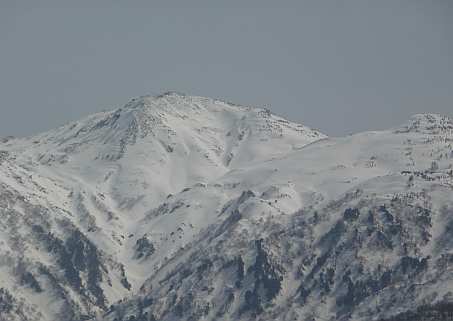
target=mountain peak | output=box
[10,93,325,176]
[1,95,453,321]
[410,113,450,122]
[396,113,453,135]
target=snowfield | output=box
[0,93,452,321]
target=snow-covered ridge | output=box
[395,113,453,135]
[6,92,324,163]
[0,94,452,321]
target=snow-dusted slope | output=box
[0,92,324,321]
[0,94,452,321]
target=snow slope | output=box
[0,92,324,320]
[0,93,452,321]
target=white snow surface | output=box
[0,93,452,321]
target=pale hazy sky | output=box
[1,0,452,136]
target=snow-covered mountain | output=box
[0,93,452,321]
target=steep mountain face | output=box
[0,92,324,321]
[0,94,452,321]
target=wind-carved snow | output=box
[0,93,452,321]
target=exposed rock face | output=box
[380,302,453,321]
[0,93,452,321]
[134,236,155,260]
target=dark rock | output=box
[343,208,360,221]
[135,236,155,259]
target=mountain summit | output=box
[0,94,452,321]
